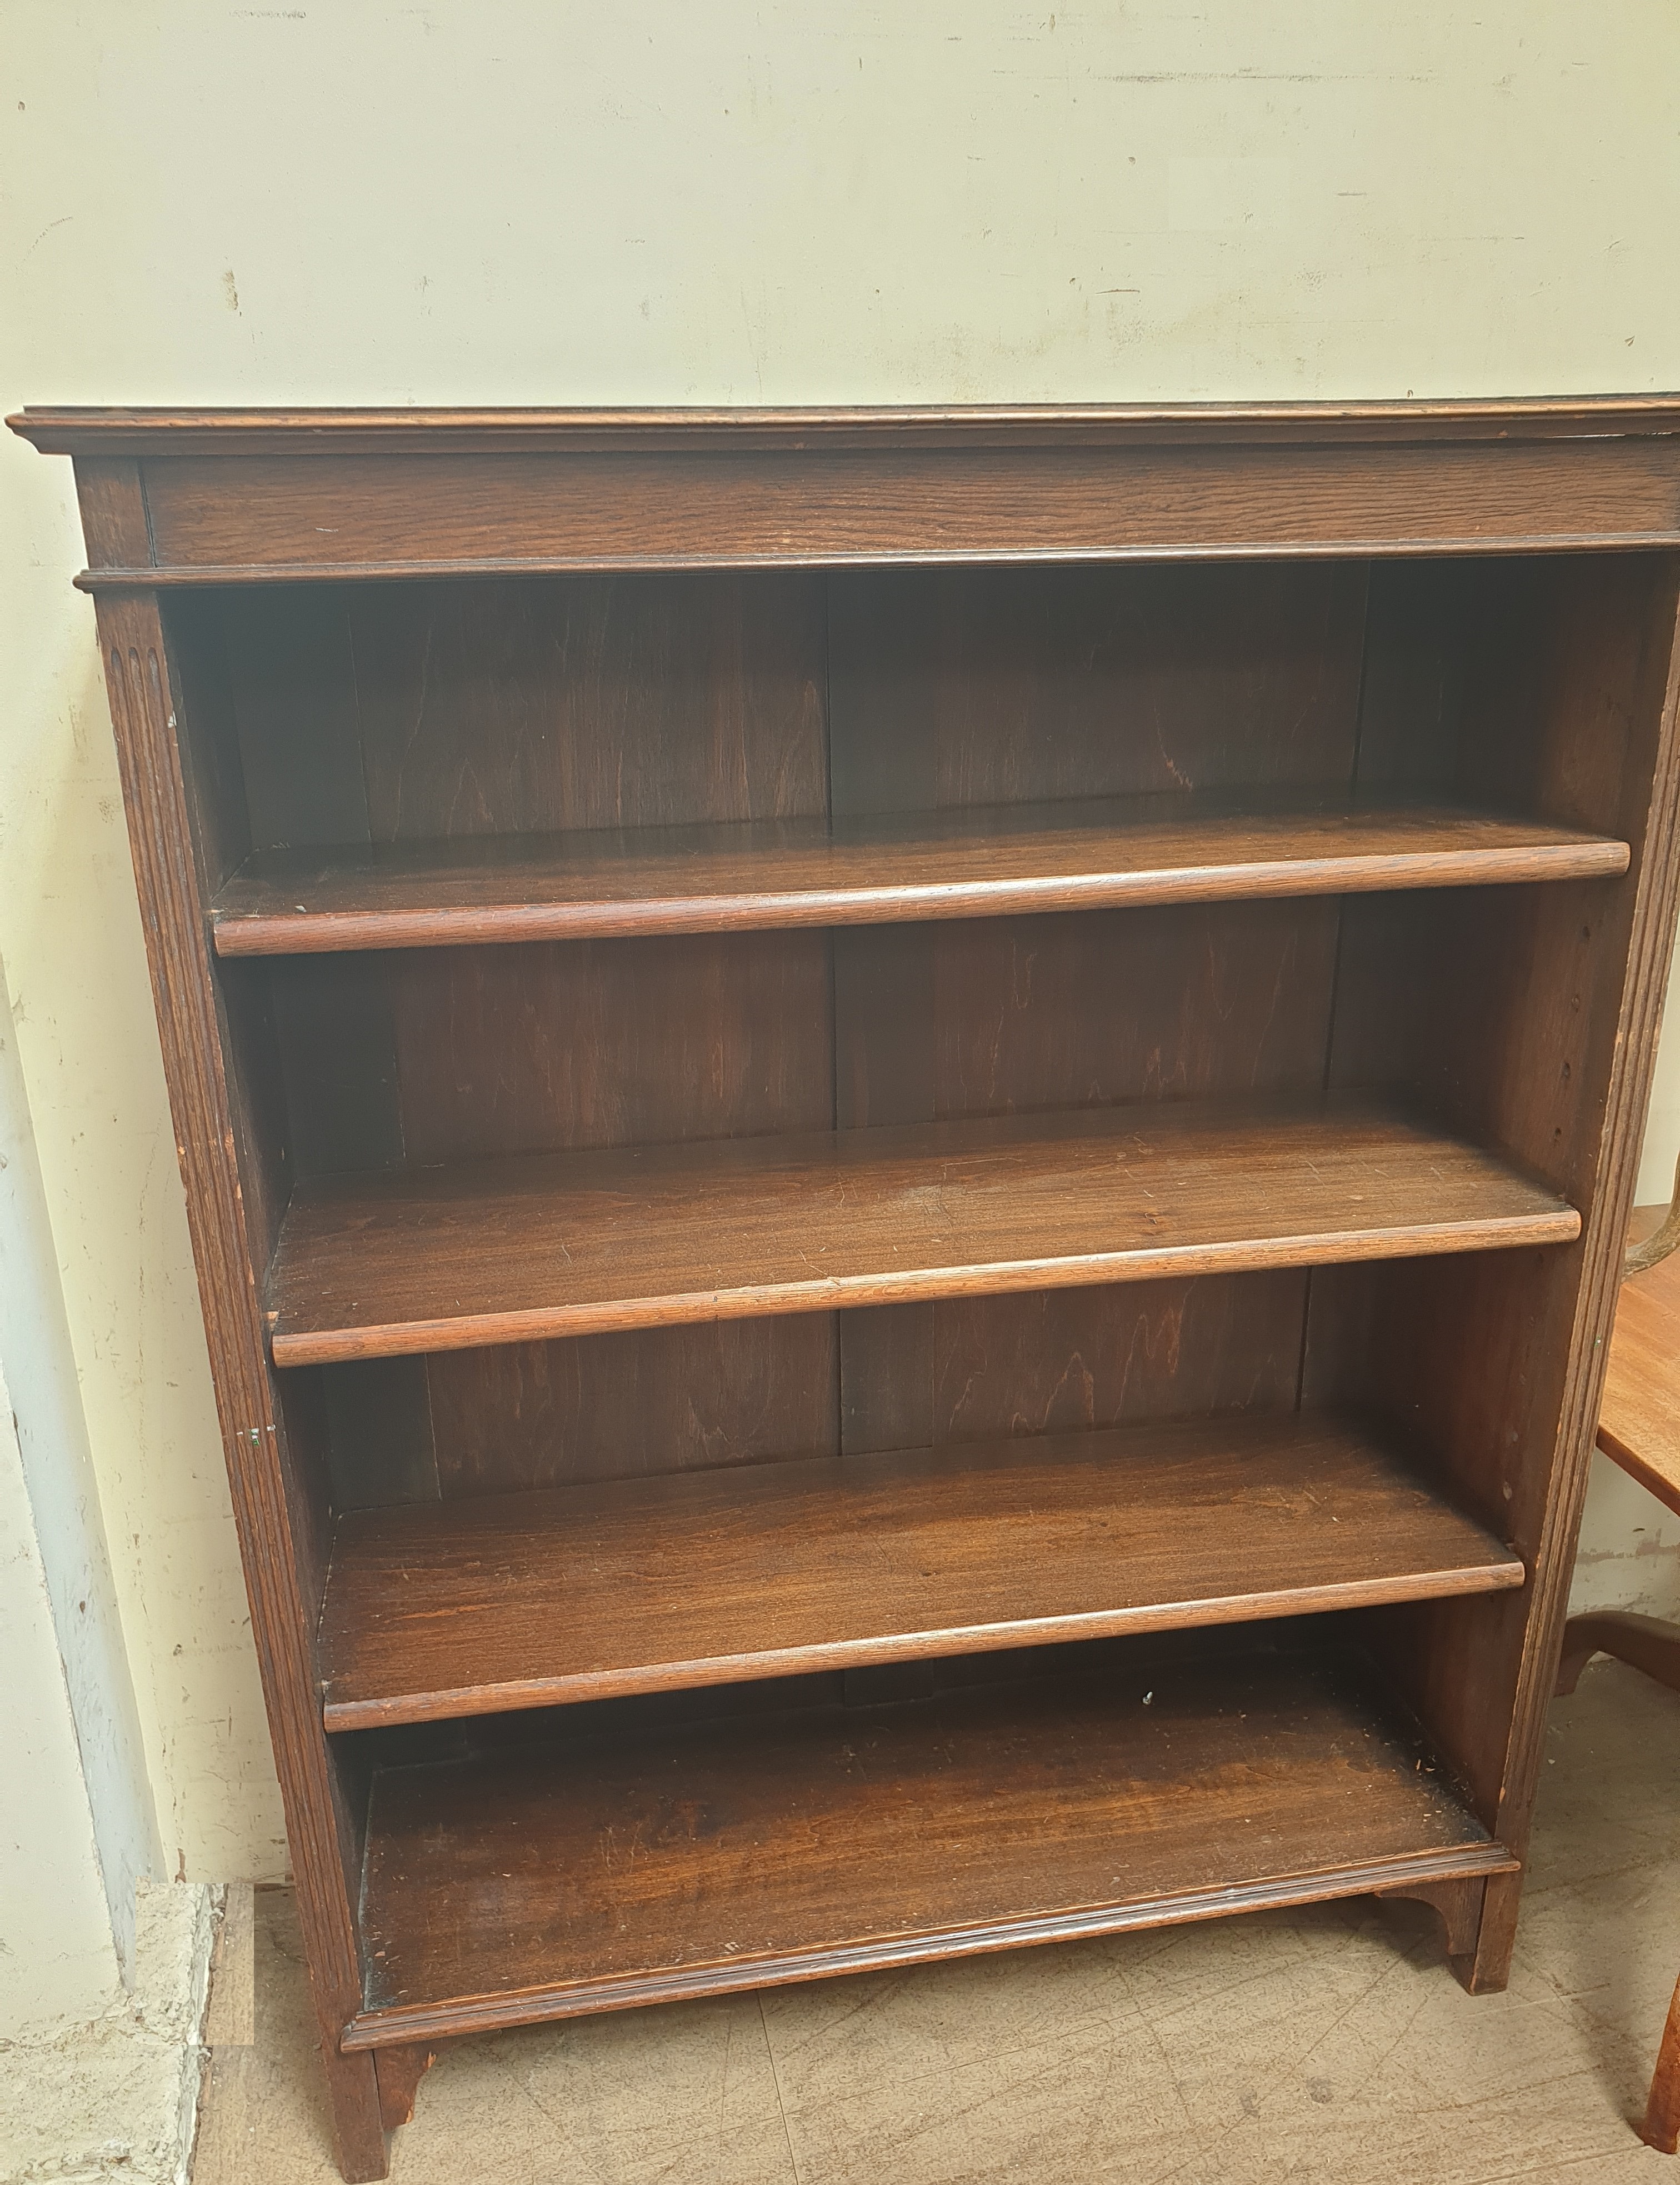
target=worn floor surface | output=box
[193,1659,1680,2184]
[0,1880,217,2185]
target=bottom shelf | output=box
[348,1637,1516,2046]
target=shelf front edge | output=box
[270,1209,1583,1367]
[320,1562,1526,1732]
[339,1841,1519,2049]
[211,832,1632,958]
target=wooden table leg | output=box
[1557,1610,1680,2152]
[1643,1974,1680,2153]
[1555,1612,1680,1698]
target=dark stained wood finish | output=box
[1374,1874,1489,1964]
[818,560,1367,1467]
[319,1412,1523,1730]
[210,799,1626,956]
[372,2044,437,2132]
[18,406,1680,2179]
[207,565,839,1533]
[178,572,828,862]
[345,572,828,841]
[835,1273,1311,1458]
[267,1098,1580,1367]
[348,1639,1517,2047]
[422,1317,840,1499]
[828,561,1371,811]
[830,899,1342,1132]
[259,924,837,1179]
[388,1271,1305,1507]
[74,542,386,2174]
[8,404,1680,586]
[386,930,833,1171]
[53,441,1680,582]
[1304,549,1680,1992]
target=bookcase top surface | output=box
[12,393,1680,457]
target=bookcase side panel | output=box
[1308,552,1680,1983]
[84,576,380,2157]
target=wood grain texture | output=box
[827,562,1371,812]
[28,440,1680,588]
[422,1317,841,1499]
[72,457,153,569]
[266,1097,1582,1367]
[318,1411,1523,1729]
[347,1639,1517,2046]
[352,1276,1304,1508]
[827,894,1343,1446]
[345,573,828,842]
[209,799,1626,956]
[229,568,839,1512]
[38,433,1680,585]
[195,572,828,859]
[384,929,834,1170]
[818,560,1367,1464]
[836,1271,1311,1457]
[1594,1248,1680,1514]
[831,899,1342,1132]
[279,925,841,1492]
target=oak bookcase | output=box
[13,401,1680,2179]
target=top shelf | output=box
[210,797,1629,956]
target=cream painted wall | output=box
[1639,997,1680,1207]
[0,952,160,1978]
[3,3,1679,1881]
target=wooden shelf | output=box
[210,797,1629,955]
[268,1096,1581,1366]
[319,1412,1524,1731]
[346,1638,1518,2046]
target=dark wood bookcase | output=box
[12,401,1680,2179]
